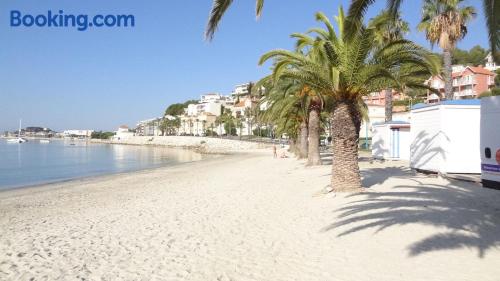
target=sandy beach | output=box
[1,149,500,281]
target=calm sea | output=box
[0,139,204,190]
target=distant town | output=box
[4,51,498,146]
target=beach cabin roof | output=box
[412,99,481,110]
[373,120,410,129]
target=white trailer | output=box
[480,96,500,189]
[410,100,481,174]
[372,122,411,160]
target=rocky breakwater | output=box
[92,136,272,154]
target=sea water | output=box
[0,139,204,190]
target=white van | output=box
[480,96,500,189]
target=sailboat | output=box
[7,119,27,143]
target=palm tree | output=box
[258,35,334,165]
[235,116,243,140]
[206,0,499,63]
[194,118,198,136]
[417,0,476,100]
[258,77,311,160]
[369,10,409,121]
[202,120,207,136]
[259,7,438,191]
[159,118,168,136]
[349,1,496,63]
[210,123,215,136]
[244,107,252,137]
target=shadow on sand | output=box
[323,166,500,258]
[361,164,417,188]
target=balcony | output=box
[454,89,475,98]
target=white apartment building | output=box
[232,83,251,97]
[187,102,222,117]
[186,93,228,117]
[113,125,135,140]
[485,52,500,72]
[136,117,162,136]
[63,130,94,138]
[179,113,218,136]
[200,93,223,103]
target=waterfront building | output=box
[113,125,135,140]
[135,118,162,136]
[179,113,217,136]
[63,130,94,138]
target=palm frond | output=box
[205,0,234,40]
[483,0,500,63]
[256,0,265,18]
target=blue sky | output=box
[0,0,489,131]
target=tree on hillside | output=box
[164,99,199,116]
[452,45,489,66]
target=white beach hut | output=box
[372,121,411,160]
[480,96,500,189]
[410,100,481,174]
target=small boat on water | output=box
[6,120,27,144]
[7,138,27,143]
[39,139,50,143]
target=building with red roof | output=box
[425,65,496,101]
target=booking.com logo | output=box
[10,10,135,31]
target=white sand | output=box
[1,151,500,280]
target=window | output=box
[485,148,492,159]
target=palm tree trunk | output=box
[384,88,393,122]
[289,139,294,151]
[298,119,308,159]
[331,101,363,192]
[443,49,454,100]
[307,109,322,166]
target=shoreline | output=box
[0,151,240,200]
[1,137,266,194]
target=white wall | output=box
[410,106,443,172]
[442,106,481,173]
[399,128,411,160]
[372,124,389,159]
[372,124,410,160]
[360,105,385,138]
[203,102,222,116]
[410,104,481,174]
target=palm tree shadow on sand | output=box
[322,170,500,258]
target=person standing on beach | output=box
[273,145,277,158]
